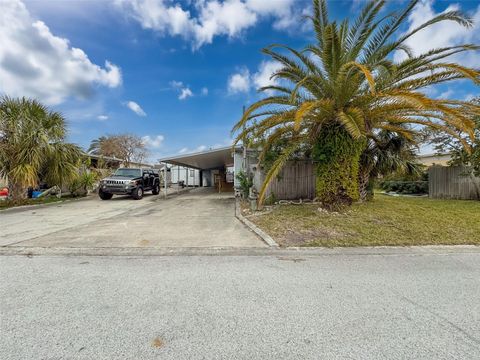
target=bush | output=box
[379,180,428,194]
[68,170,98,196]
[235,171,253,198]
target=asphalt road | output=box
[1,251,480,359]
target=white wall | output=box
[170,166,200,186]
[233,151,244,188]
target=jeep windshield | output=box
[112,168,142,178]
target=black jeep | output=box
[98,168,160,200]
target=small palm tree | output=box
[232,0,480,207]
[359,130,422,200]
[0,96,82,200]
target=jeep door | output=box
[148,170,155,188]
[141,170,150,188]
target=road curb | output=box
[235,198,279,247]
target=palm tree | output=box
[87,136,108,155]
[0,96,82,200]
[232,0,480,207]
[359,130,422,201]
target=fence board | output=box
[429,166,480,200]
[264,161,316,200]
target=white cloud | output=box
[201,87,209,96]
[170,80,194,100]
[97,115,109,121]
[252,60,283,89]
[142,135,164,148]
[0,0,121,105]
[169,80,184,88]
[228,60,281,94]
[178,144,210,154]
[125,101,147,116]
[394,0,480,67]
[179,87,193,100]
[437,89,454,99]
[116,0,297,49]
[228,68,251,94]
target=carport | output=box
[159,146,240,193]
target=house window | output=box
[190,170,194,176]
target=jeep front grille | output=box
[106,180,125,185]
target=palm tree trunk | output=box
[358,170,370,202]
[9,181,26,201]
[313,126,366,209]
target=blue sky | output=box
[1,0,479,162]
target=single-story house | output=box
[159,146,252,192]
[417,152,452,167]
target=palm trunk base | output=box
[358,171,373,202]
[313,127,366,210]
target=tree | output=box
[88,134,147,166]
[116,134,147,166]
[429,97,480,177]
[359,130,423,201]
[232,0,479,208]
[0,96,82,200]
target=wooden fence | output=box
[264,161,316,200]
[429,166,480,200]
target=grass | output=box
[246,194,480,247]
[0,195,78,210]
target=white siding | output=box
[170,166,200,186]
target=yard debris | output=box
[152,337,164,348]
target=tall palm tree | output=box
[0,96,82,200]
[232,0,480,207]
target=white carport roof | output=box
[158,146,239,170]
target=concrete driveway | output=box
[0,188,265,249]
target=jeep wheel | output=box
[132,186,144,200]
[99,189,113,200]
[152,183,160,195]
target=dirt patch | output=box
[152,337,164,348]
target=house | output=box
[85,153,152,169]
[170,166,201,187]
[417,153,452,167]
[159,146,244,192]
[158,145,313,201]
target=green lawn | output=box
[246,195,480,247]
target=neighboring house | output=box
[152,163,171,185]
[417,153,452,167]
[85,153,152,169]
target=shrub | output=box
[380,180,428,194]
[235,171,253,198]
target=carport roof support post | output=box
[163,162,167,198]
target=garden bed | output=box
[0,195,80,210]
[245,195,480,247]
